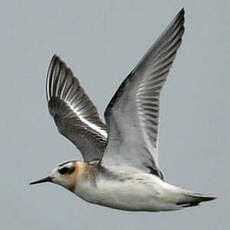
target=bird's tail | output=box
[176,191,216,208]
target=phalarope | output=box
[30,9,215,211]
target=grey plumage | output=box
[101,9,185,179]
[46,56,107,162]
[46,9,185,179]
[31,9,216,211]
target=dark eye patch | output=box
[58,167,69,174]
[58,164,75,175]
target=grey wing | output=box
[101,9,185,178]
[46,55,107,162]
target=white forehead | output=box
[59,161,74,168]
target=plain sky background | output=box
[1,0,229,229]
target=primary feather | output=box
[46,56,107,162]
[101,9,185,179]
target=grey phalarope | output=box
[30,9,215,212]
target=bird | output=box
[30,9,215,212]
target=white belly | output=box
[74,172,182,211]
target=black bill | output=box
[30,176,52,185]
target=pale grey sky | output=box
[1,0,229,229]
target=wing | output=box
[101,9,185,178]
[46,55,108,162]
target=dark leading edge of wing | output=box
[102,9,185,179]
[46,56,107,162]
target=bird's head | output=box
[30,161,81,192]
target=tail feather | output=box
[176,193,216,208]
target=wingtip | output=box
[175,8,185,22]
[174,8,185,35]
[179,8,185,15]
[50,54,59,66]
[46,54,61,101]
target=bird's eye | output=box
[58,167,68,174]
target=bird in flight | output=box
[30,9,215,212]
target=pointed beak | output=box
[30,176,53,185]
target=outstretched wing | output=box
[46,55,107,162]
[101,9,185,179]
